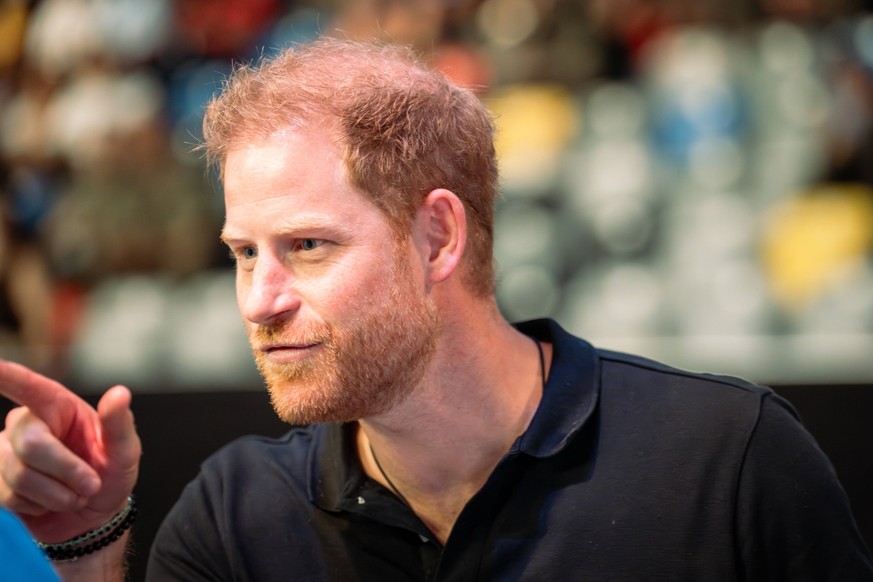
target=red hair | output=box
[202,39,497,296]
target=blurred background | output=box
[1,0,873,390]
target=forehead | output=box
[222,124,376,225]
[223,122,345,195]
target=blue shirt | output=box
[0,507,60,581]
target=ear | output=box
[414,188,467,287]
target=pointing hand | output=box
[0,361,141,543]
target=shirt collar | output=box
[513,318,599,457]
[308,318,600,509]
[307,421,354,510]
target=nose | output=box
[239,252,301,325]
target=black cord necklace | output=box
[369,442,412,507]
[369,338,546,508]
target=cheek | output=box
[311,273,376,315]
[313,260,398,319]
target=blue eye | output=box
[243,247,257,259]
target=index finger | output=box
[0,361,80,421]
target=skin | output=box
[223,123,441,426]
[0,120,551,579]
[0,366,139,580]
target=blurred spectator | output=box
[824,17,873,184]
[174,0,280,57]
[331,0,445,50]
[0,1,27,72]
[586,0,721,79]
[0,196,53,370]
[44,117,219,281]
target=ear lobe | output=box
[418,188,466,286]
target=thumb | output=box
[97,386,141,471]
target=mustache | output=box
[255,321,332,345]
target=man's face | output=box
[221,124,440,424]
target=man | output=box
[1,39,871,581]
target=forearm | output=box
[53,529,131,582]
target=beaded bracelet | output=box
[36,496,137,562]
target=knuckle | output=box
[2,463,75,512]
[13,424,49,459]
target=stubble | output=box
[252,253,440,425]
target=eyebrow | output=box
[220,218,351,244]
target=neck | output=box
[357,301,550,543]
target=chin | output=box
[264,376,394,426]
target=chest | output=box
[229,448,740,582]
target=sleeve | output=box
[735,392,873,581]
[0,508,61,582]
[145,462,234,582]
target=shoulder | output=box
[148,425,334,579]
[204,425,321,466]
[597,347,770,396]
[522,317,773,404]
[520,318,786,451]
[597,350,799,441]
[195,424,327,492]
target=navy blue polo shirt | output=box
[148,319,873,581]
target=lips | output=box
[254,323,330,362]
[260,343,317,352]
[258,343,321,364]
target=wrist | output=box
[37,497,137,562]
[52,529,130,582]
